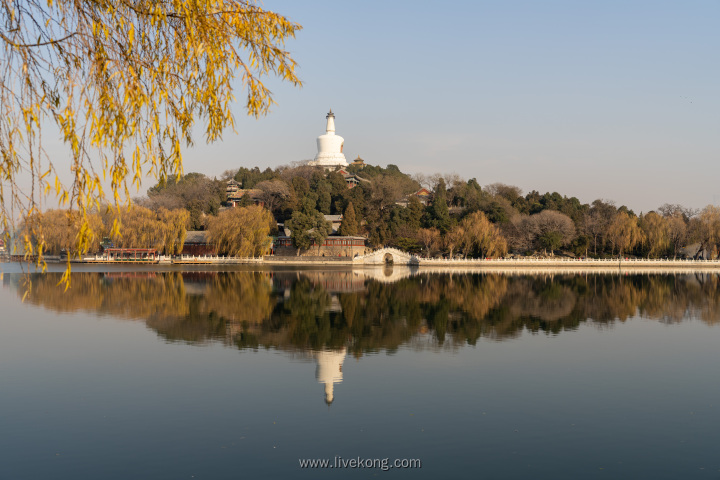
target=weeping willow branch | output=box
[0,0,302,286]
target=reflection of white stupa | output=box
[314,347,347,405]
[306,110,348,168]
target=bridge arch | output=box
[352,248,418,266]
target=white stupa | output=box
[314,347,347,405]
[307,110,348,168]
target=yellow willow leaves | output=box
[457,211,508,258]
[20,209,103,256]
[106,204,188,253]
[607,212,643,256]
[17,205,188,274]
[444,274,508,322]
[1,0,301,287]
[206,205,274,257]
[21,272,190,320]
[639,212,669,258]
[201,273,274,325]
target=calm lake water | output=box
[1,264,719,479]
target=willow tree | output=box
[638,211,669,258]
[1,0,301,275]
[444,225,465,258]
[206,205,273,257]
[459,211,507,258]
[107,204,187,253]
[607,211,643,257]
[22,208,103,256]
[157,207,190,255]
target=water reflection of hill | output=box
[7,270,720,354]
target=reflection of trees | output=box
[19,271,273,343]
[201,272,274,325]
[13,271,720,354]
[23,272,189,319]
[689,273,720,325]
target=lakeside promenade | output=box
[22,247,720,270]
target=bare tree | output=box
[666,215,688,259]
[658,203,697,220]
[417,228,441,257]
[443,173,465,191]
[135,195,183,211]
[370,175,410,212]
[221,169,239,181]
[582,210,605,255]
[278,164,317,184]
[256,180,291,213]
[688,206,720,259]
[531,210,576,255]
[581,199,617,255]
[485,183,523,202]
[410,173,430,190]
[503,214,539,253]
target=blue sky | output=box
[150,1,718,211]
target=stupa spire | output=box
[325,109,335,134]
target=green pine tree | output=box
[286,211,313,254]
[430,178,451,233]
[339,202,359,236]
[287,209,332,255]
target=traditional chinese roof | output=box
[184,231,210,244]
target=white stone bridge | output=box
[352,248,420,266]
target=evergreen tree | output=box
[286,211,313,254]
[308,212,333,254]
[286,207,332,255]
[299,193,319,215]
[463,178,484,213]
[339,202,359,236]
[429,178,451,233]
[317,191,332,214]
[407,196,425,229]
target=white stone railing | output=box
[417,257,720,266]
[175,255,263,263]
[75,252,720,268]
[80,254,263,263]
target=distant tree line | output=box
[208,164,720,259]
[18,162,720,259]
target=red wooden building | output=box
[104,248,158,262]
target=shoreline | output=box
[4,254,720,270]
